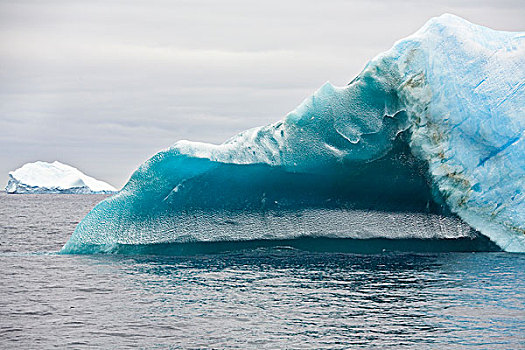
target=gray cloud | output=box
[1,0,524,187]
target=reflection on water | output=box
[3,250,523,349]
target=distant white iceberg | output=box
[6,161,117,194]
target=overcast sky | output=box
[1,0,523,188]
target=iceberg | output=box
[62,14,525,254]
[6,161,117,194]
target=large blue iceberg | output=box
[62,14,525,254]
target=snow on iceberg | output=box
[62,14,525,254]
[6,161,117,194]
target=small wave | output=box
[64,236,500,256]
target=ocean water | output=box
[0,193,524,349]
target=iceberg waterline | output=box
[62,14,525,254]
[6,161,117,194]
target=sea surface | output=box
[0,193,523,349]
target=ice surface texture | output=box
[6,161,117,194]
[63,14,524,253]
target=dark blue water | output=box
[0,193,523,349]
